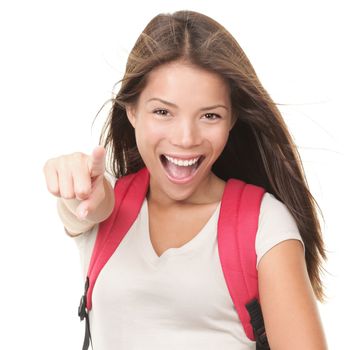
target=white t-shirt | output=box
[71,174,305,350]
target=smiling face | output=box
[125,60,236,206]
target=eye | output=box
[203,113,221,120]
[153,109,170,117]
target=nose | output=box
[170,118,201,148]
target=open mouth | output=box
[160,154,205,183]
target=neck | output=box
[147,171,226,209]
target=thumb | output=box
[87,145,106,178]
[75,175,105,220]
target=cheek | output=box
[207,127,230,154]
[147,122,168,139]
[134,118,166,154]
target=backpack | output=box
[78,166,270,350]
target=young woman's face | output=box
[126,60,235,205]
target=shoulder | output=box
[255,192,305,269]
[258,192,299,231]
[72,223,99,277]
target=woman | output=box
[43,10,328,349]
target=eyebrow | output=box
[146,97,229,111]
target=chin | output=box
[163,189,197,203]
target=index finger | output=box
[87,145,106,178]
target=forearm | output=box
[57,176,115,236]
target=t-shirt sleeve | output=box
[71,224,98,277]
[255,192,305,269]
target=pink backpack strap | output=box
[78,167,150,350]
[218,178,266,342]
[85,166,150,310]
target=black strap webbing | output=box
[78,277,93,350]
[245,298,270,350]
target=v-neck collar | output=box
[138,198,221,267]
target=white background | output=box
[1,0,349,348]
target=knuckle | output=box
[75,189,90,199]
[71,152,85,161]
[47,186,60,197]
[65,153,87,171]
[57,156,69,168]
[60,191,75,200]
[43,158,57,172]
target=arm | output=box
[57,175,115,237]
[257,239,328,349]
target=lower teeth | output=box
[161,156,201,180]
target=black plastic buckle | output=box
[78,294,87,320]
[78,277,90,321]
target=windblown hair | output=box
[97,10,328,302]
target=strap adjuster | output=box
[78,294,87,320]
[78,277,90,320]
[246,298,270,349]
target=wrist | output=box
[57,197,96,236]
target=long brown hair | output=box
[96,10,328,302]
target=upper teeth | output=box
[164,155,201,167]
